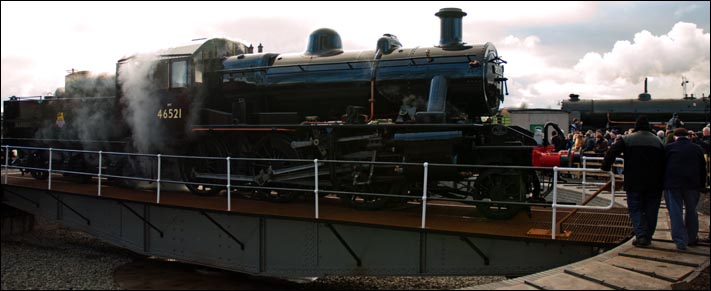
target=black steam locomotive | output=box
[3,8,555,219]
[562,79,710,132]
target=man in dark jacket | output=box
[601,116,665,247]
[663,127,707,250]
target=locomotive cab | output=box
[115,38,248,152]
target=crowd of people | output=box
[593,116,709,251]
[551,115,710,251]
[552,117,711,158]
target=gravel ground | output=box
[1,217,135,290]
[300,275,503,290]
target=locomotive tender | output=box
[3,8,557,219]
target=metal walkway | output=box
[466,198,711,290]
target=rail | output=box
[2,145,620,237]
[550,166,616,239]
[582,156,624,200]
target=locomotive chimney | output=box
[435,8,466,48]
[638,77,651,101]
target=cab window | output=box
[155,61,169,90]
[194,54,203,84]
[170,60,188,88]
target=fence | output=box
[2,145,618,239]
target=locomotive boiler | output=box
[3,8,553,219]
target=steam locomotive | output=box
[2,8,560,219]
[562,79,710,132]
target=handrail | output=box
[550,166,616,239]
[582,156,624,200]
[2,144,622,238]
[4,146,9,184]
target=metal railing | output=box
[550,166,616,239]
[1,145,621,236]
[582,156,624,200]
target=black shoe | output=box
[632,237,651,248]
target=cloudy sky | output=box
[2,1,709,111]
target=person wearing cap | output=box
[601,116,665,248]
[663,127,707,250]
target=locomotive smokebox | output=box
[435,8,467,49]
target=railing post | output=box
[551,166,558,240]
[227,157,231,211]
[314,159,319,219]
[421,162,429,229]
[48,148,53,190]
[582,156,587,200]
[156,154,161,204]
[610,169,616,201]
[4,146,9,185]
[98,151,103,196]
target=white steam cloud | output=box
[117,54,166,153]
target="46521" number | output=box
[157,108,183,119]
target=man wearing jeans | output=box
[663,127,707,250]
[602,116,665,247]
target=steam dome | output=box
[306,28,343,56]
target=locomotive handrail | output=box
[219,54,478,74]
[190,123,496,129]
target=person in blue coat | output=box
[663,127,707,250]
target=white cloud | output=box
[574,22,710,84]
[501,21,710,109]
